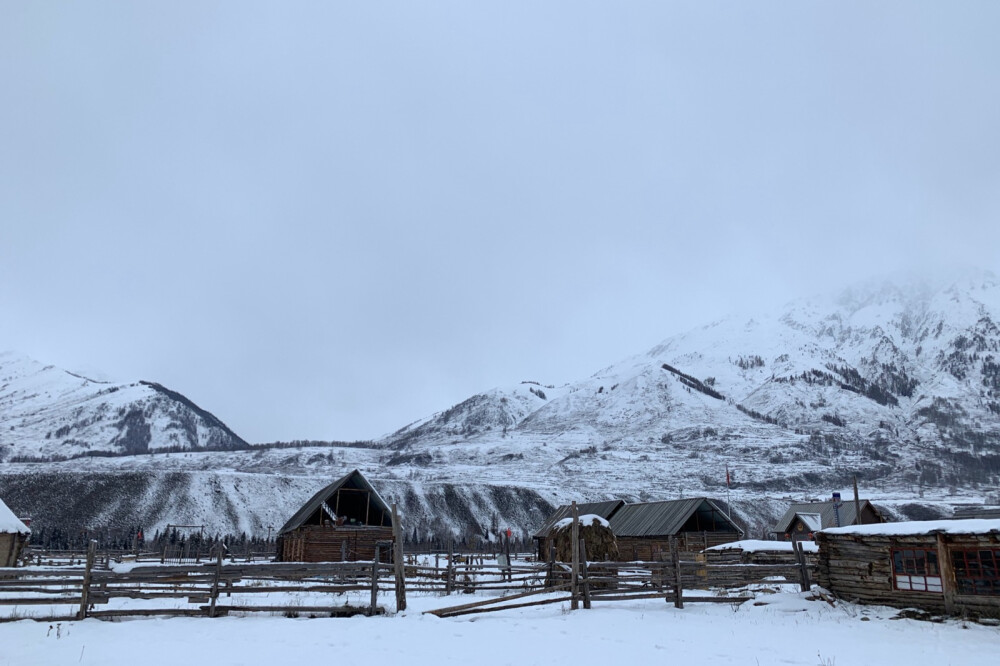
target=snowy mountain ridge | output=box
[2,271,1000,539]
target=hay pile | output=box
[551,514,619,562]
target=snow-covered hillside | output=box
[2,272,1000,539]
[0,352,248,460]
[380,271,1000,512]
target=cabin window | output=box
[891,549,942,593]
[951,548,1000,596]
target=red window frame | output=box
[891,548,942,593]
[951,548,1000,596]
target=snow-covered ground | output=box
[1,586,997,665]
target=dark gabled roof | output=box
[608,497,742,538]
[773,499,884,534]
[953,507,1000,520]
[532,500,625,539]
[278,469,390,536]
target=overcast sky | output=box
[2,2,999,442]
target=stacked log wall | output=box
[281,526,394,563]
[617,532,739,561]
[816,531,1000,618]
[0,533,27,568]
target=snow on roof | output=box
[706,539,818,553]
[553,514,610,530]
[0,498,30,534]
[822,518,1000,538]
[799,512,822,532]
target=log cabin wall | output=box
[0,533,18,567]
[281,525,394,563]
[617,532,739,561]
[816,531,1000,618]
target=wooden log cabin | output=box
[773,495,886,542]
[0,497,30,567]
[815,519,1000,619]
[533,497,742,562]
[608,497,742,560]
[276,469,395,563]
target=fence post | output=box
[547,545,556,588]
[369,544,381,615]
[78,540,97,620]
[504,534,512,582]
[392,503,407,612]
[579,537,591,609]
[208,545,224,617]
[446,541,454,595]
[571,501,580,610]
[795,541,811,592]
[671,538,684,609]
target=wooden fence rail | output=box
[1,549,817,622]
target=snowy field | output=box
[1,587,997,666]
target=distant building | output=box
[609,498,742,559]
[276,469,395,562]
[773,496,886,541]
[533,497,742,561]
[0,497,30,567]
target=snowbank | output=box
[821,518,1000,537]
[706,539,818,553]
[2,587,999,666]
[553,514,610,529]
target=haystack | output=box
[550,514,619,562]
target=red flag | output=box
[726,465,730,487]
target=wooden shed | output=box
[815,519,1000,618]
[773,497,886,541]
[0,497,30,567]
[532,500,624,560]
[608,497,742,560]
[276,469,395,563]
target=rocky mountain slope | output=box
[0,352,248,461]
[3,271,999,540]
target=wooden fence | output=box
[0,548,396,622]
[2,541,816,622]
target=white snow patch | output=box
[822,518,1000,537]
[706,539,818,553]
[554,514,610,530]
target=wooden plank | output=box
[425,583,573,617]
[206,605,379,616]
[436,595,573,618]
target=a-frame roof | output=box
[608,497,741,537]
[278,469,390,536]
[0,497,30,534]
[532,500,625,539]
[773,499,884,534]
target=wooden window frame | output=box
[891,548,942,593]
[950,547,1000,597]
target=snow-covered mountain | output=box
[0,351,248,460]
[3,271,1000,540]
[379,270,1000,515]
